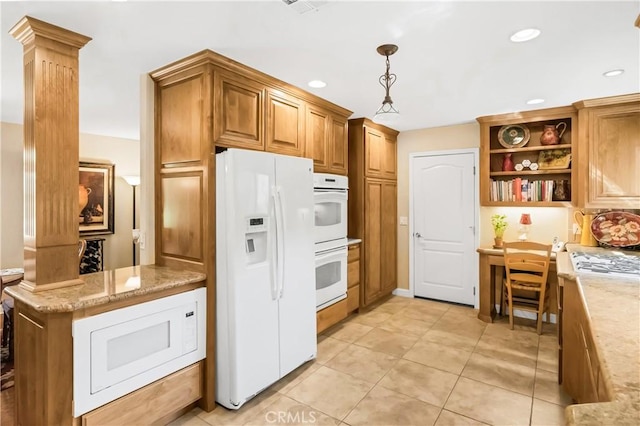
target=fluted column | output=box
[10,16,91,292]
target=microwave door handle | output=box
[276,187,286,299]
[270,189,278,301]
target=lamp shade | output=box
[519,213,532,225]
[123,175,141,186]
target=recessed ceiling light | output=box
[526,98,545,105]
[308,80,327,88]
[510,28,541,43]
[603,69,624,77]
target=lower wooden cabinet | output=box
[347,243,361,314]
[363,179,397,306]
[316,298,347,334]
[560,277,610,403]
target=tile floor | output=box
[170,296,571,426]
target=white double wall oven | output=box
[313,173,349,311]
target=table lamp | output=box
[518,213,532,241]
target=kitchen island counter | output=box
[557,245,640,425]
[4,265,206,313]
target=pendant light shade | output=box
[373,44,400,124]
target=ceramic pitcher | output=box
[79,185,91,215]
[540,122,567,145]
[574,211,598,246]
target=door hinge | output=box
[473,166,476,175]
[473,287,476,296]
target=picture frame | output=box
[79,161,115,235]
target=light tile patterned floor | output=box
[171,296,571,426]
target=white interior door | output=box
[412,151,476,306]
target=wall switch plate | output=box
[399,216,408,226]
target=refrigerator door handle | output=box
[270,190,279,301]
[275,186,286,299]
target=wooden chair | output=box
[79,239,87,265]
[501,241,552,334]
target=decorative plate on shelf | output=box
[498,124,530,148]
[590,211,640,247]
[538,149,571,170]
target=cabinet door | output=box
[363,179,397,306]
[381,181,397,293]
[266,89,305,156]
[213,71,264,150]
[329,115,348,175]
[306,105,330,172]
[584,103,640,208]
[364,127,385,178]
[382,135,397,179]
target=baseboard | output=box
[495,304,557,324]
[392,288,413,298]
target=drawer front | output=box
[82,362,202,426]
[347,244,360,262]
[316,299,347,334]
[347,260,360,288]
[346,286,359,313]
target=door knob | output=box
[415,232,422,238]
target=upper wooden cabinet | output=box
[266,88,305,157]
[573,93,640,209]
[213,71,264,150]
[349,118,399,180]
[477,106,578,206]
[305,104,349,175]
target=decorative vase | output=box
[493,236,504,249]
[502,153,515,171]
[540,122,567,146]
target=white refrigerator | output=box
[215,148,317,410]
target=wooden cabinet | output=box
[477,106,577,206]
[347,243,361,313]
[573,93,640,209]
[266,88,305,156]
[560,277,610,404]
[348,118,399,308]
[306,104,349,175]
[213,70,264,150]
[364,126,397,179]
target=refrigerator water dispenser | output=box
[245,216,268,264]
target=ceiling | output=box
[1,1,639,141]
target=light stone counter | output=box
[347,237,362,245]
[4,265,206,313]
[557,244,640,425]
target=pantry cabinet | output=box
[348,118,399,308]
[573,93,640,209]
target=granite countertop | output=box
[4,265,206,313]
[347,237,362,245]
[557,244,640,425]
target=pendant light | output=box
[373,44,400,124]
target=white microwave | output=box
[72,288,206,416]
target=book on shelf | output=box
[490,178,560,202]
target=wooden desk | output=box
[477,247,558,323]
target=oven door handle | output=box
[315,247,347,263]
[313,191,348,204]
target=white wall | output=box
[0,121,140,270]
[396,122,570,291]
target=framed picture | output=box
[79,161,115,235]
